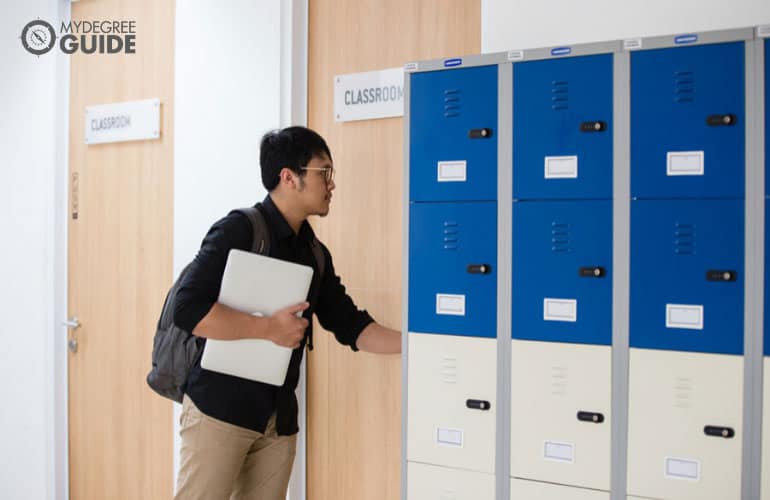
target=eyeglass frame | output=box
[300,166,335,183]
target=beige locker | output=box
[627,348,743,500]
[510,478,610,500]
[407,462,495,500]
[510,340,611,491]
[407,333,497,473]
[763,358,770,500]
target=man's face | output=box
[297,153,335,217]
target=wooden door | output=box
[66,1,174,498]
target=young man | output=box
[173,126,401,500]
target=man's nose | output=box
[327,179,336,191]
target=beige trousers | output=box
[174,395,297,500]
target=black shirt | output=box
[174,195,374,435]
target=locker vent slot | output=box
[674,222,696,255]
[440,356,458,384]
[674,70,695,103]
[673,376,694,409]
[551,365,568,396]
[443,221,459,250]
[551,80,569,110]
[551,222,572,253]
[443,89,461,118]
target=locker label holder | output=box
[544,441,575,463]
[666,304,704,330]
[667,151,704,176]
[437,427,464,448]
[437,160,467,183]
[544,155,578,179]
[664,457,700,481]
[436,294,466,316]
[544,298,577,322]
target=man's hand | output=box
[267,302,310,349]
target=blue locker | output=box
[630,199,744,355]
[513,54,614,200]
[631,42,745,199]
[409,202,497,338]
[511,200,612,345]
[410,66,498,203]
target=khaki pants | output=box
[174,396,297,500]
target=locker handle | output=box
[704,426,735,438]
[577,411,604,423]
[580,121,607,132]
[468,128,493,139]
[706,114,737,126]
[466,399,491,411]
[467,264,492,274]
[579,266,606,278]
[705,270,737,282]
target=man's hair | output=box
[259,126,332,191]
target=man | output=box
[173,126,401,499]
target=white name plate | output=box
[85,98,161,145]
[334,67,404,122]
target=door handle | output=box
[467,264,492,274]
[579,266,606,278]
[468,128,493,139]
[62,316,80,329]
[706,114,737,126]
[580,121,606,132]
[706,270,737,282]
[704,425,735,438]
[577,411,605,423]
[466,399,491,410]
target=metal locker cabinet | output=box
[511,340,611,491]
[410,65,498,203]
[513,54,613,200]
[763,358,770,500]
[409,201,497,339]
[407,333,497,473]
[407,462,495,500]
[627,349,743,500]
[630,42,745,199]
[510,478,610,500]
[630,198,744,355]
[512,200,612,346]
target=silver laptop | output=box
[200,249,314,385]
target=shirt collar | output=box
[262,194,314,243]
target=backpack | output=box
[146,205,325,403]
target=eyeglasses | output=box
[301,166,335,184]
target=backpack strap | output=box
[234,205,270,255]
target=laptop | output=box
[200,249,314,386]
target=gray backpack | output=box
[146,206,324,403]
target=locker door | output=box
[631,42,745,199]
[627,349,743,500]
[763,359,770,500]
[410,65,498,202]
[511,340,611,491]
[766,38,769,197]
[511,478,610,500]
[630,199,744,355]
[513,54,613,200]
[409,202,497,338]
[407,333,497,473]
[512,200,612,345]
[408,462,495,500]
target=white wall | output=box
[173,1,307,497]
[0,1,69,499]
[482,0,770,53]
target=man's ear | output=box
[279,167,297,189]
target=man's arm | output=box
[355,322,402,354]
[193,302,310,349]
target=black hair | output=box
[259,126,332,191]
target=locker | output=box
[409,201,497,338]
[511,478,610,500]
[407,333,496,473]
[630,198,744,355]
[513,54,613,200]
[410,65,498,202]
[512,200,612,345]
[627,349,743,500]
[631,42,745,199]
[763,359,770,500]
[408,462,495,500]
[766,38,769,196]
[511,340,611,491]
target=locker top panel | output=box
[404,52,508,74]
[621,27,754,52]
[507,40,621,63]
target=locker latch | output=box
[577,411,605,423]
[706,114,737,126]
[705,270,737,282]
[466,399,491,411]
[579,266,605,278]
[467,264,492,274]
[704,426,735,438]
[580,121,606,132]
[468,128,493,139]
